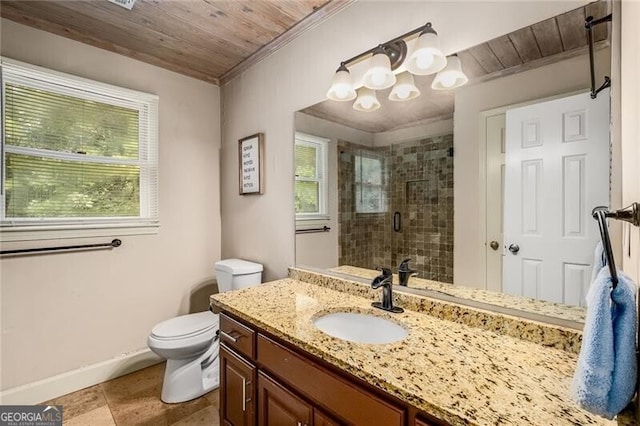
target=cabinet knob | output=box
[489,241,499,250]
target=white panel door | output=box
[503,89,610,305]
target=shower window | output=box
[355,154,386,213]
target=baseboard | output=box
[0,348,162,405]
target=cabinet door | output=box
[220,345,256,426]
[257,371,312,426]
[313,410,342,426]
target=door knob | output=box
[508,244,520,254]
[489,241,499,250]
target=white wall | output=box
[220,1,588,281]
[0,19,221,392]
[620,1,640,281]
[373,118,454,147]
[453,48,611,289]
[294,113,372,268]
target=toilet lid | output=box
[151,311,219,340]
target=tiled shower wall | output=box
[338,134,454,283]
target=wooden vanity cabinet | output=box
[220,345,256,426]
[219,311,445,426]
[257,371,312,426]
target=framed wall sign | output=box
[238,133,264,195]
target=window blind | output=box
[1,58,159,233]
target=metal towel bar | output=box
[592,203,640,288]
[0,238,122,256]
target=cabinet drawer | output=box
[257,334,405,426]
[220,313,256,360]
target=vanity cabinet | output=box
[220,345,256,426]
[219,311,445,426]
[257,371,312,425]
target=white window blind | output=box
[295,132,329,222]
[1,58,159,241]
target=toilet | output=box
[147,258,263,403]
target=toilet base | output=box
[161,340,219,403]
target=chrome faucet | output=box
[398,258,417,286]
[371,268,404,313]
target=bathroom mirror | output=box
[294,1,612,326]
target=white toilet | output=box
[147,258,263,403]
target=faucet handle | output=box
[372,267,393,288]
[376,267,393,278]
[398,258,412,272]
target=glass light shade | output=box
[353,87,381,112]
[405,31,447,75]
[388,72,420,101]
[362,51,396,90]
[431,56,468,90]
[326,67,356,101]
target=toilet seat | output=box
[151,311,219,341]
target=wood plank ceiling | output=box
[301,1,610,133]
[0,0,353,85]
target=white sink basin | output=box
[313,312,408,344]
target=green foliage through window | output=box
[294,134,328,219]
[1,60,158,231]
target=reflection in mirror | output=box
[294,1,612,325]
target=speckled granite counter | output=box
[330,265,587,323]
[211,278,627,426]
[292,267,584,354]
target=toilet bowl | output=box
[147,259,263,403]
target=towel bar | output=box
[592,203,640,288]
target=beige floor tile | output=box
[105,382,210,426]
[101,363,165,403]
[42,363,219,426]
[204,388,219,410]
[169,405,219,426]
[42,385,107,420]
[64,405,115,426]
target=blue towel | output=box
[571,243,638,419]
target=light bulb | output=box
[416,53,434,70]
[396,86,411,100]
[335,86,348,99]
[371,71,386,87]
[361,98,374,109]
[440,72,457,88]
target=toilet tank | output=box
[214,259,263,293]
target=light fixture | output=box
[327,22,467,112]
[405,23,447,75]
[326,63,357,101]
[353,87,381,112]
[362,46,396,90]
[431,55,469,90]
[388,72,420,101]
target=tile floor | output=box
[42,363,219,426]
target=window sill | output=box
[0,223,159,243]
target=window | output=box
[294,132,329,222]
[355,154,386,213]
[1,58,159,241]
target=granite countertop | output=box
[330,265,587,323]
[211,278,619,426]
